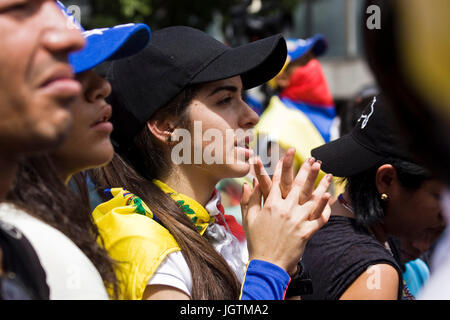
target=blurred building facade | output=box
[63,0,374,101]
[289,0,375,100]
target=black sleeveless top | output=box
[302,216,404,300]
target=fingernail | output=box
[317,160,322,165]
[308,157,315,165]
[327,174,333,182]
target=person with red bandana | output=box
[252,35,340,194]
[270,36,336,143]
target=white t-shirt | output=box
[148,229,248,298]
[0,203,109,300]
[148,251,192,296]
[147,192,248,298]
[419,189,450,299]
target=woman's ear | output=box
[375,164,398,196]
[146,117,175,144]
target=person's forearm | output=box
[239,259,291,300]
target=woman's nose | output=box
[239,101,259,129]
[86,72,112,102]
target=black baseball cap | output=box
[105,26,287,152]
[311,94,417,177]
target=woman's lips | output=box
[235,146,254,160]
[91,104,113,133]
[92,121,113,133]
[234,134,254,160]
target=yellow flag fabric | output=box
[93,188,180,300]
[153,179,214,235]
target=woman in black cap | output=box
[88,26,332,300]
[300,94,445,300]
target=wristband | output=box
[285,260,313,297]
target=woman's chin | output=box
[221,162,251,179]
[82,146,114,172]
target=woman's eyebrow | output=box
[207,85,239,97]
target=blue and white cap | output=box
[57,1,151,74]
[286,34,327,61]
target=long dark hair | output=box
[346,157,432,227]
[89,85,241,300]
[6,155,119,298]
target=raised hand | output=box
[241,155,332,275]
[254,148,324,204]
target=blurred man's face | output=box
[0,0,85,155]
